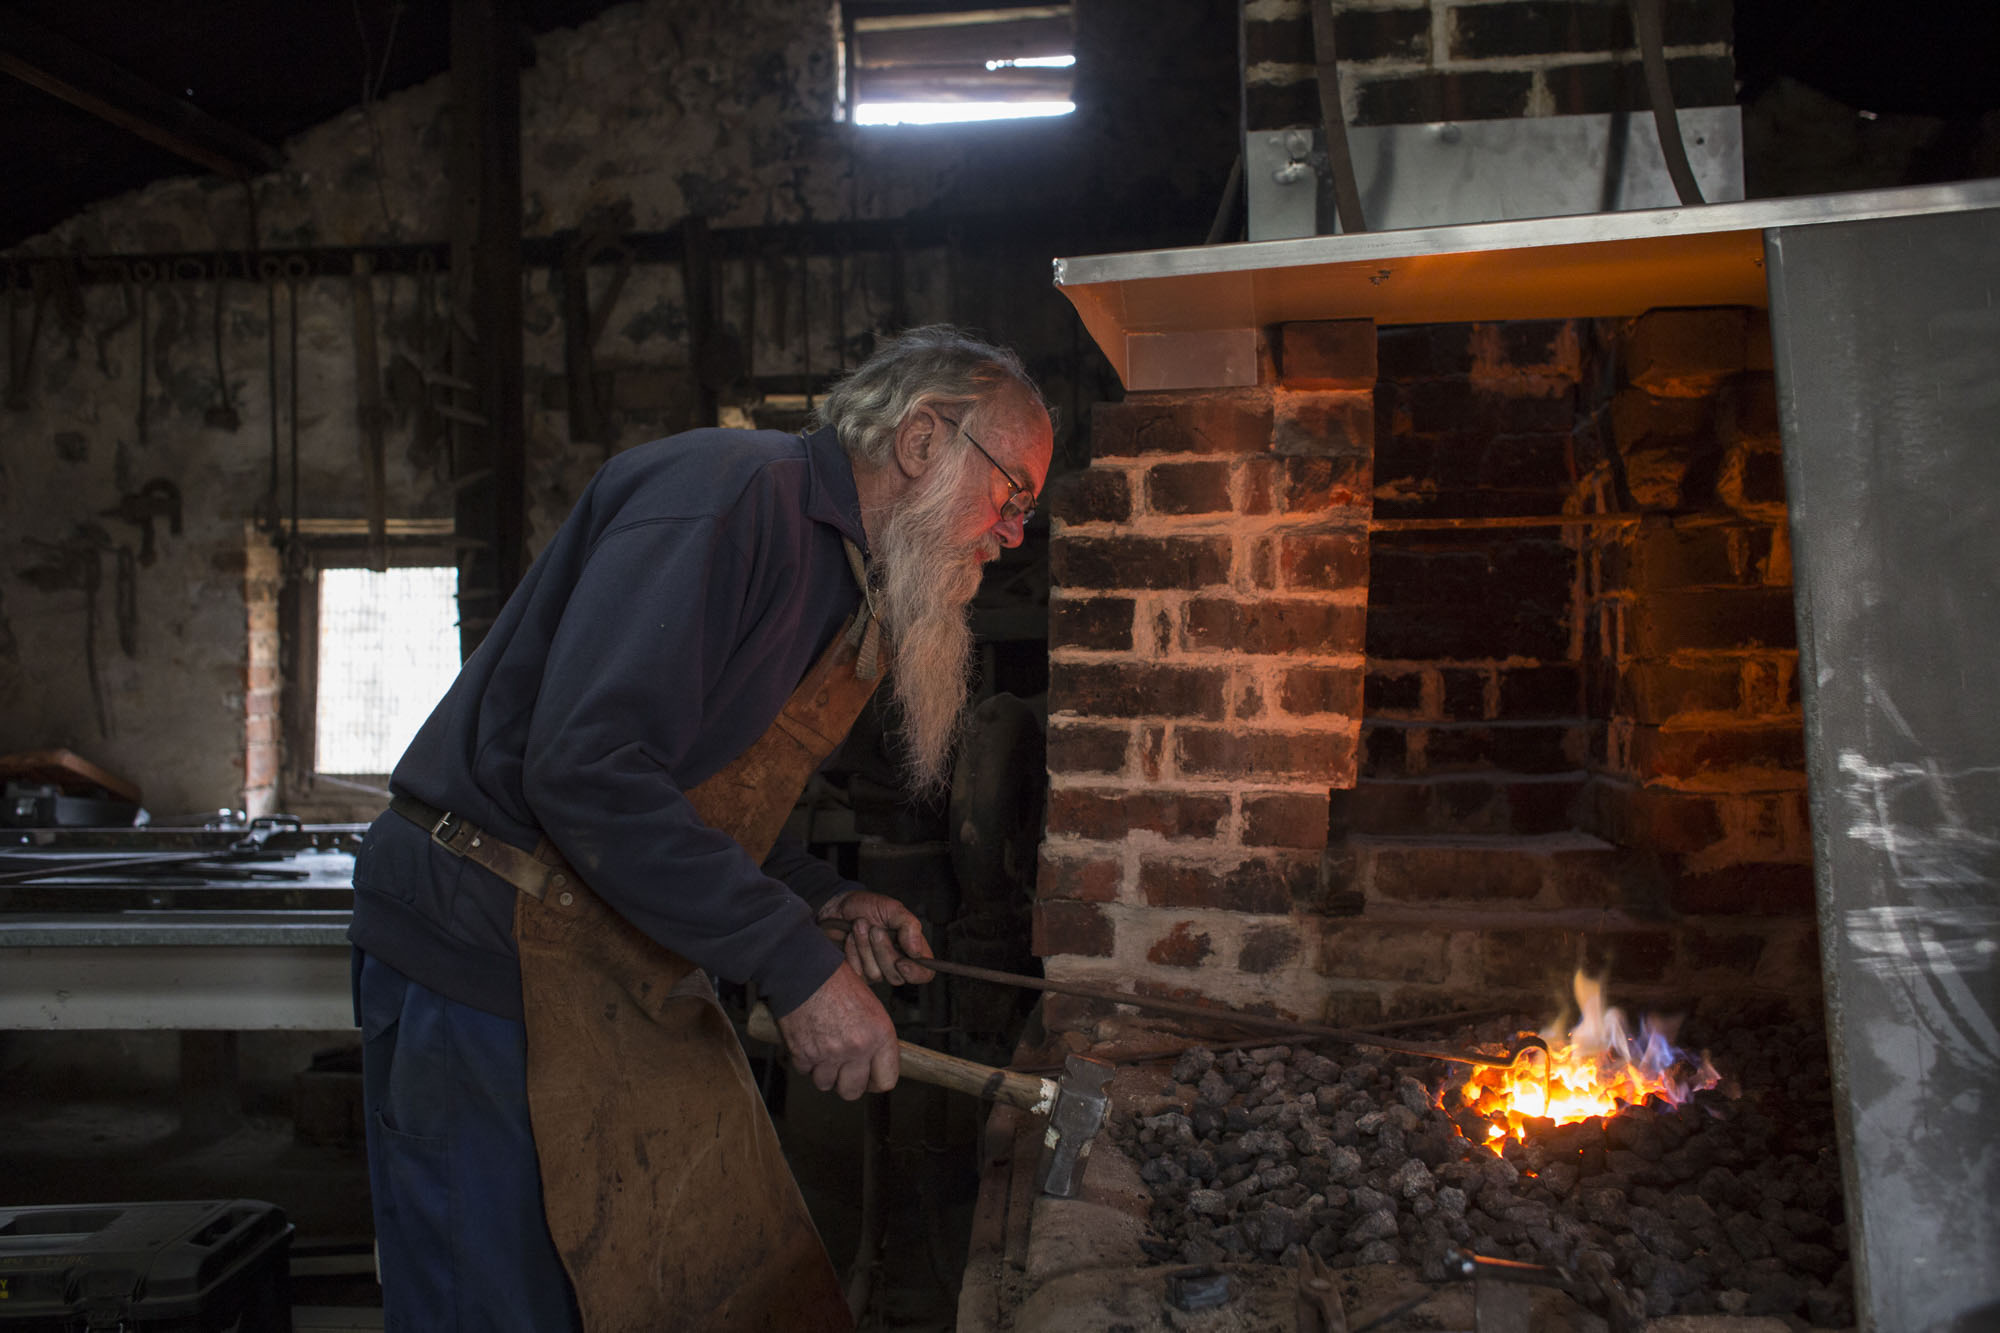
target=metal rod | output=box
[1370,513,1641,532]
[919,952,1542,1070]
[1309,0,1367,234]
[287,267,300,546]
[1009,1005,1520,1074]
[0,852,242,885]
[263,266,280,530]
[4,215,1184,287]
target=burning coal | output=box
[1460,971,1722,1141]
[1119,1006,1848,1326]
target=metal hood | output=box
[1052,178,2000,390]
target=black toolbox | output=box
[0,1200,293,1331]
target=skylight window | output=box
[845,4,1075,127]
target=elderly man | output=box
[348,325,1053,1332]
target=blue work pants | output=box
[356,950,583,1333]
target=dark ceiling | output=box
[2,0,1996,255]
[1733,0,2000,118]
[0,0,622,252]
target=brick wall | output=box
[243,530,281,818]
[1038,321,1375,1022]
[1349,320,1589,838]
[1244,0,1734,131]
[1315,313,1816,1023]
[1576,307,1811,916]
[1039,310,1818,1032]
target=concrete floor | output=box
[0,1033,977,1331]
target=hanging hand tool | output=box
[284,256,307,552]
[745,1003,1114,1198]
[113,546,137,657]
[349,254,389,570]
[559,203,634,445]
[163,259,201,391]
[133,261,156,447]
[796,225,813,408]
[4,261,46,411]
[100,478,181,568]
[90,261,136,377]
[43,256,85,360]
[258,256,283,532]
[204,252,241,431]
[19,525,113,737]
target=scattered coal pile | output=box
[1117,1016,1850,1329]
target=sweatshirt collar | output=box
[803,425,869,556]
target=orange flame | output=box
[1460,971,1719,1140]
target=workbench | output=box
[0,826,361,1031]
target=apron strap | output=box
[841,537,883,683]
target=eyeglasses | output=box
[936,412,1036,525]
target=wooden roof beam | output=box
[0,7,283,180]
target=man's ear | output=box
[891,404,942,480]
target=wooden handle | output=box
[745,1004,1056,1114]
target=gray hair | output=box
[818,325,1046,465]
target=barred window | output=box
[312,565,460,776]
[843,4,1075,126]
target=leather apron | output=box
[510,603,885,1333]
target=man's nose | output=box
[993,512,1027,548]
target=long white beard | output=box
[874,456,990,798]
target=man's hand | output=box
[775,964,900,1100]
[817,890,936,985]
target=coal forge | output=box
[1114,1012,1849,1329]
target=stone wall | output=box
[1038,322,1374,1020]
[0,0,1238,817]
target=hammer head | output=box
[1035,1053,1115,1198]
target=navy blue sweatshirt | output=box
[348,426,867,1021]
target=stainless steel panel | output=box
[1768,205,2000,1333]
[0,912,354,1029]
[1245,127,1323,242]
[1245,109,1744,242]
[1059,179,2000,290]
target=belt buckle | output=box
[429,810,463,846]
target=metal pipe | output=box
[906,950,1546,1071]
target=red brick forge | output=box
[1036,311,1819,1039]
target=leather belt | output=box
[388,793,573,903]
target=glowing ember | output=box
[1461,970,1720,1140]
